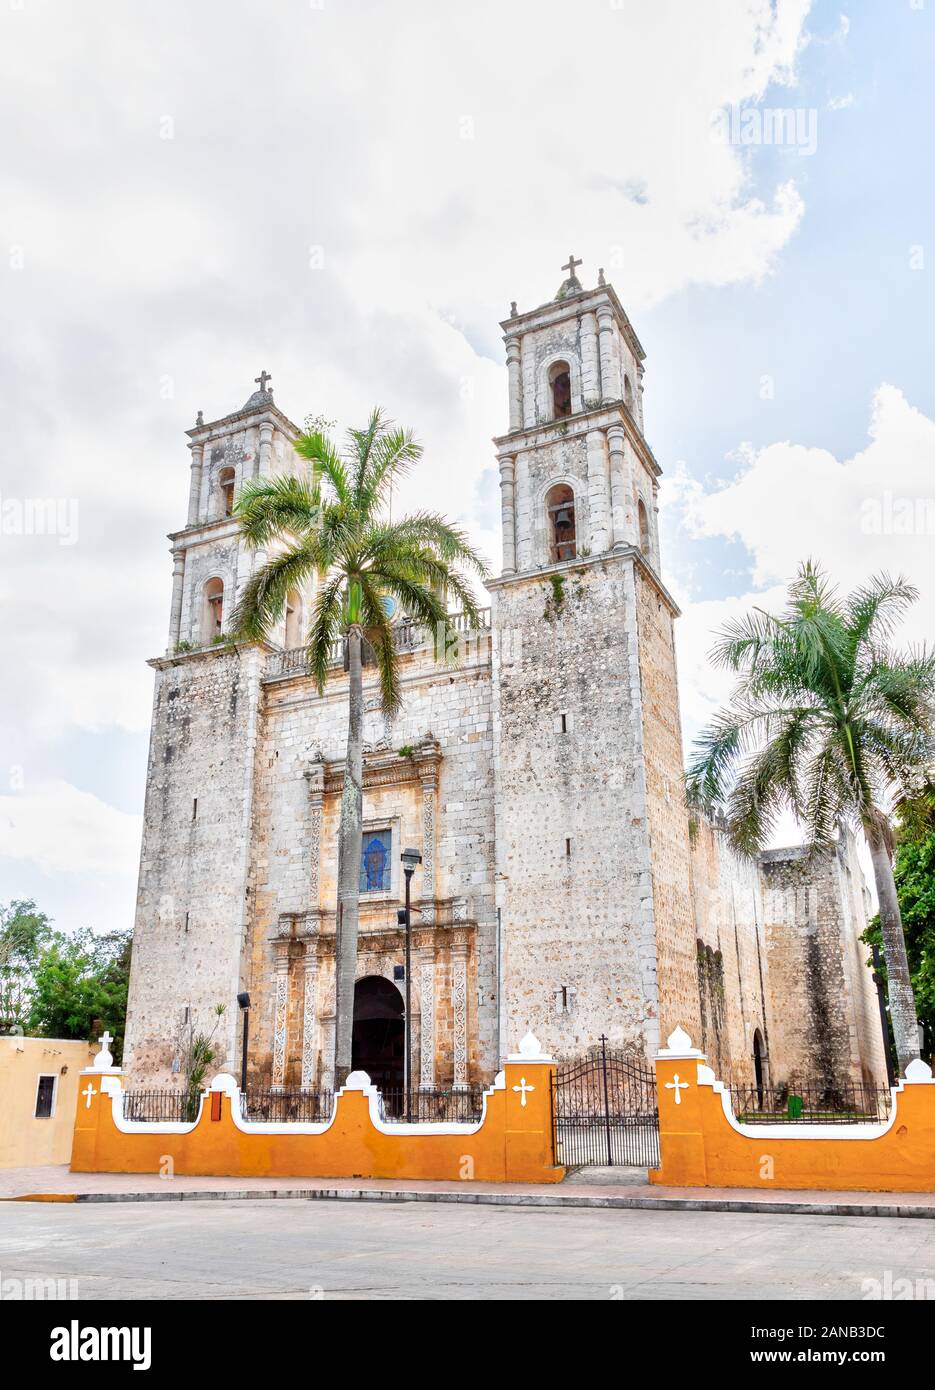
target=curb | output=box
[8,1187,935,1219]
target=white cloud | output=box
[0,782,142,876]
[0,0,815,747]
[667,385,935,749]
[0,0,820,914]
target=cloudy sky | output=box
[1,0,933,935]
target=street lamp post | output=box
[237,992,251,1093]
[400,847,422,1124]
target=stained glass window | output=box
[360,829,392,893]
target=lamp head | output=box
[237,992,251,1010]
[400,847,422,876]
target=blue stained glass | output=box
[360,830,391,892]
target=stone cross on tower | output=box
[254,369,272,393]
[562,253,582,281]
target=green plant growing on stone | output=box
[231,409,488,1088]
[543,573,567,622]
[397,745,415,760]
[174,639,195,654]
[686,561,935,1075]
[176,1003,226,1122]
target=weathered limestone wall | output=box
[688,819,772,1085]
[835,829,889,1085]
[491,555,659,1059]
[123,647,266,1083]
[633,564,699,1055]
[759,839,888,1089]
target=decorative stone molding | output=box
[324,737,441,794]
[300,937,320,1089]
[451,945,469,1088]
[270,931,292,1089]
[419,954,436,1088]
[304,758,325,911]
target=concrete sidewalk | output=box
[2,1164,935,1219]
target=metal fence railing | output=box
[377,1087,486,1124]
[122,1089,194,1123]
[240,1088,335,1123]
[729,1083,892,1125]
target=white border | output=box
[95,1070,508,1140]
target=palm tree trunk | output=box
[863,810,920,1076]
[333,625,364,1089]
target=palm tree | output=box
[232,409,489,1088]
[686,561,935,1075]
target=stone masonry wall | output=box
[491,554,659,1059]
[759,841,888,1089]
[633,564,700,1055]
[123,646,265,1083]
[688,818,772,1086]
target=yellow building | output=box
[0,1036,95,1168]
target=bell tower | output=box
[165,372,303,655]
[489,259,701,1060]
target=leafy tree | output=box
[686,563,935,1074]
[233,408,488,1086]
[0,900,52,1030]
[27,928,132,1059]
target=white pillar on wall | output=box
[521,335,536,429]
[167,549,185,648]
[580,310,601,408]
[514,451,533,572]
[585,428,610,554]
[597,306,622,403]
[505,335,523,431]
[257,420,274,477]
[498,454,516,575]
[607,425,635,550]
[186,442,204,525]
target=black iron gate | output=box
[551,1034,660,1168]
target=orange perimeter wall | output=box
[71,1062,564,1185]
[653,1044,935,1193]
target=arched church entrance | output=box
[352,975,405,1096]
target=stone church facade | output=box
[123,263,888,1095]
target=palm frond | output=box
[233,475,321,548]
[366,512,490,581]
[294,429,351,506]
[358,425,423,511]
[307,572,346,694]
[359,574,402,718]
[230,543,318,643]
[846,572,918,646]
[346,408,385,500]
